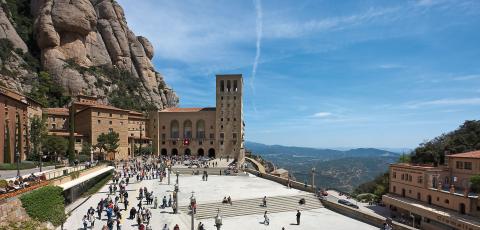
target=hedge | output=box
[19,185,66,226]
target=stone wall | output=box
[0,197,30,226]
[321,199,414,230]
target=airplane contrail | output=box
[251,0,262,112]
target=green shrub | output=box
[0,180,7,188]
[471,175,480,193]
[20,186,66,226]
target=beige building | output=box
[383,151,480,230]
[45,95,151,161]
[150,74,245,163]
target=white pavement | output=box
[62,173,376,230]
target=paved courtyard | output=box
[62,173,376,230]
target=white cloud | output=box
[264,7,399,39]
[407,98,480,108]
[377,64,405,69]
[453,74,480,81]
[312,112,333,118]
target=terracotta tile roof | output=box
[161,107,216,112]
[45,108,69,116]
[448,150,480,159]
[74,102,130,112]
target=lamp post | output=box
[311,167,316,190]
[16,151,20,177]
[214,208,222,230]
[190,191,196,230]
[168,167,171,185]
[90,147,94,163]
[176,170,179,185]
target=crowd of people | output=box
[82,156,187,230]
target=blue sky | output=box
[117,0,480,149]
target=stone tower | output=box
[215,74,245,163]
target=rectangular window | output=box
[52,124,56,129]
[162,134,166,140]
[98,120,101,124]
[109,113,112,117]
[464,162,472,170]
[456,161,463,169]
[234,80,238,91]
[52,117,56,122]
[97,112,101,116]
[120,121,123,126]
[233,133,237,139]
[109,128,113,132]
[220,133,224,139]
[417,176,423,184]
[109,120,113,125]
[220,80,224,92]
[210,133,214,139]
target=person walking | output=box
[263,211,270,225]
[173,224,180,230]
[296,210,301,225]
[154,197,158,209]
[262,196,267,207]
[82,215,89,230]
[162,224,169,230]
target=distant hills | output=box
[245,141,401,192]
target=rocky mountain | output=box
[0,0,178,110]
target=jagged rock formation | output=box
[0,0,178,110]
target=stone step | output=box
[179,194,323,219]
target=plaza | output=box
[62,172,376,230]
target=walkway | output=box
[245,157,266,173]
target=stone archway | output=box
[172,148,178,155]
[197,148,205,157]
[184,148,191,156]
[208,148,215,158]
[161,148,167,156]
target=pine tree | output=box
[4,119,11,163]
[67,106,75,163]
[15,112,22,164]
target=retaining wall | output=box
[0,196,30,226]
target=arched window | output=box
[184,120,192,138]
[196,120,205,139]
[227,80,231,92]
[171,120,179,138]
[220,80,225,92]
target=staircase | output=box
[169,167,230,175]
[179,193,323,219]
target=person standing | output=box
[173,224,180,230]
[296,210,301,225]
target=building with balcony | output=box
[383,151,480,230]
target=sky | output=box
[117,0,480,149]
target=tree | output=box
[42,136,68,162]
[29,115,47,159]
[67,106,75,163]
[96,131,120,159]
[27,71,71,107]
[80,142,92,156]
[4,119,11,163]
[14,112,21,163]
[470,175,480,193]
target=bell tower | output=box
[215,74,244,163]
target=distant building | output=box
[150,74,245,163]
[383,150,480,230]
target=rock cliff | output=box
[0,0,178,110]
